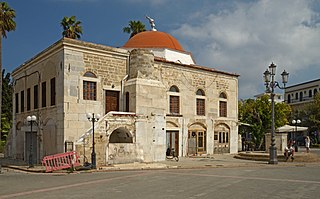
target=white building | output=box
[284,78,320,112]
[6,29,239,166]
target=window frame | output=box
[83,80,97,101]
[50,77,56,106]
[34,85,39,109]
[196,89,205,116]
[20,90,25,113]
[82,71,98,101]
[219,92,228,117]
[168,86,181,115]
[42,81,47,108]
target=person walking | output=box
[305,136,310,153]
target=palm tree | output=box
[60,16,82,39]
[0,2,16,140]
[123,20,146,38]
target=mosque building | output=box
[6,19,239,166]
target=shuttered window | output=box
[196,89,205,116]
[83,81,97,100]
[219,101,227,117]
[50,78,56,106]
[42,81,46,107]
[34,85,38,109]
[196,99,205,115]
[170,95,180,114]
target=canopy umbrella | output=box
[276,124,308,133]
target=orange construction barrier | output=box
[42,151,80,172]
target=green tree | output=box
[123,20,146,38]
[303,93,320,135]
[1,69,12,152]
[239,95,291,150]
[0,1,16,143]
[61,16,82,39]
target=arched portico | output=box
[214,123,230,153]
[187,122,207,155]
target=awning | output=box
[276,124,308,133]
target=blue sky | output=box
[3,0,320,99]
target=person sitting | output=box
[284,142,295,161]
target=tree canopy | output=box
[0,2,16,38]
[239,95,291,150]
[0,1,16,147]
[303,93,320,134]
[123,20,146,38]
[61,16,82,39]
[1,69,12,151]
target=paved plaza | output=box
[1,164,320,199]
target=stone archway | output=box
[107,127,142,164]
[109,127,133,143]
[188,123,207,156]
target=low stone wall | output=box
[235,151,320,162]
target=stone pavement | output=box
[1,150,319,174]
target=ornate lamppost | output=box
[26,115,38,168]
[263,63,289,164]
[86,113,101,169]
[292,119,301,151]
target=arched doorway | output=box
[214,124,230,153]
[188,123,207,155]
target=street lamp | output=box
[263,63,289,164]
[26,115,37,168]
[86,113,101,169]
[292,119,301,150]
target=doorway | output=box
[188,130,206,155]
[214,124,230,153]
[106,90,119,114]
[166,131,179,156]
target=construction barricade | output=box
[42,151,80,172]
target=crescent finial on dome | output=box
[146,15,157,31]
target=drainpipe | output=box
[121,74,129,111]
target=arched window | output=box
[219,92,227,117]
[295,93,298,100]
[287,94,291,103]
[314,89,318,96]
[309,90,312,98]
[300,92,303,101]
[169,85,179,92]
[83,71,97,100]
[84,71,97,78]
[196,89,205,96]
[169,86,180,114]
[196,89,205,116]
[219,92,227,99]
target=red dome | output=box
[123,31,185,52]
